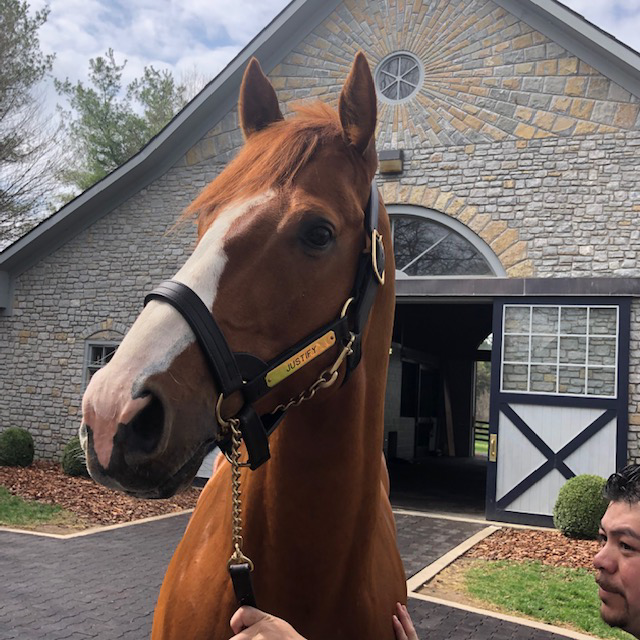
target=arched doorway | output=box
[384,205,504,515]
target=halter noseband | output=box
[144,178,385,471]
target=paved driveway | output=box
[0,513,574,640]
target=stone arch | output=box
[82,320,128,342]
[379,183,533,277]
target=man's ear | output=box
[338,51,377,154]
[238,58,283,139]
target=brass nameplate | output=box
[265,331,336,388]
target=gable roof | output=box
[2,0,640,309]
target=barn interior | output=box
[385,301,493,517]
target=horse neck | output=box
[267,362,384,493]
[243,276,395,549]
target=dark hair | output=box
[604,465,640,503]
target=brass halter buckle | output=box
[215,392,232,433]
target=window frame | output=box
[387,204,506,278]
[500,304,619,399]
[83,341,120,389]
[375,51,424,105]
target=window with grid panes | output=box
[501,305,618,398]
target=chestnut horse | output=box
[80,52,406,639]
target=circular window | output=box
[375,52,423,104]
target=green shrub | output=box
[553,474,608,539]
[61,436,89,477]
[0,428,34,467]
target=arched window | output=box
[387,205,506,278]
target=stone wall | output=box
[0,168,203,458]
[378,133,640,279]
[267,0,640,148]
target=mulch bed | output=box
[466,527,599,570]
[0,462,601,571]
[0,461,200,527]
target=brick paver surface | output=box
[0,515,188,640]
[408,598,571,640]
[1,513,572,639]
[395,513,486,578]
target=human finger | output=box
[230,606,268,633]
[393,614,409,640]
[396,602,418,640]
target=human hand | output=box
[393,602,418,640]
[230,606,306,639]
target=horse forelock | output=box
[185,101,357,233]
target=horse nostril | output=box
[125,393,165,454]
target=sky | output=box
[26,0,640,108]
[30,0,292,100]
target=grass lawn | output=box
[465,560,632,640]
[0,485,78,528]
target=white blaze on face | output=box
[125,192,273,384]
[84,192,273,435]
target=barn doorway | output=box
[385,301,493,516]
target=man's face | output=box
[594,500,640,638]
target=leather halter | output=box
[144,179,385,470]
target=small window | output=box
[84,342,118,387]
[501,305,618,398]
[375,52,423,104]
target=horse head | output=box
[80,53,385,499]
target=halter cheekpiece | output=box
[144,178,385,608]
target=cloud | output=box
[31,0,289,91]
[31,0,640,125]
[35,0,640,94]
[559,0,640,52]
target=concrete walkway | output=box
[0,511,586,640]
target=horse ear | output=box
[238,58,283,138]
[339,52,377,154]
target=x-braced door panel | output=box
[486,299,630,527]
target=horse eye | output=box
[303,225,333,249]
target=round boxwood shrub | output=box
[0,427,34,467]
[61,436,89,477]
[553,474,608,539]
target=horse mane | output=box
[186,102,345,227]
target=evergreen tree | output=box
[55,49,189,193]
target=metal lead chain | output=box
[227,418,254,571]
[270,333,356,415]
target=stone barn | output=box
[2,0,640,525]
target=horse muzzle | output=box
[80,365,219,498]
[80,419,216,499]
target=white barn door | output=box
[486,299,630,527]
